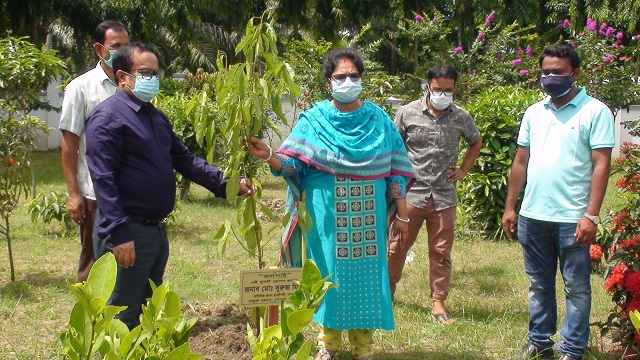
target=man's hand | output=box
[67,193,85,224]
[447,165,467,182]
[239,178,256,196]
[113,241,136,268]
[575,216,597,246]
[501,210,518,239]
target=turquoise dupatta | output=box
[277,100,415,267]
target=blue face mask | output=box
[331,77,362,103]
[98,44,117,69]
[126,76,160,102]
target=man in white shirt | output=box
[59,20,129,282]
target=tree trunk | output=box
[4,216,15,282]
[180,180,191,200]
[390,37,398,76]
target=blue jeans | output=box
[517,216,591,358]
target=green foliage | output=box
[155,80,220,199]
[458,86,541,237]
[283,38,333,110]
[247,260,337,360]
[26,190,75,236]
[0,116,48,281]
[0,35,64,281]
[0,35,68,114]
[565,24,640,117]
[60,253,201,360]
[201,12,301,269]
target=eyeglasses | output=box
[428,86,454,97]
[126,68,165,80]
[330,72,361,83]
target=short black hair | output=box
[323,48,365,79]
[113,42,157,85]
[539,44,581,70]
[94,20,127,45]
[427,65,458,84]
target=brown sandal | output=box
[432,312,454,325]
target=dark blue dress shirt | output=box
[86,90,228,246]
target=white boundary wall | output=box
[614,106,640,157]
[30,81,640,158]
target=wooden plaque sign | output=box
[239,268,302,307]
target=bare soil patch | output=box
[188,302,253,360]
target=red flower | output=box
[615,157,629,165]
[625,271,640,297]
[606,264,629,292]
[590,244,603,261]
[8,158,15,167]
[626,297,640,318]
[619,235,640,250]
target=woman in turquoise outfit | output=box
[250,48,415,360]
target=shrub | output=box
[60,253,200,360]
[26,190,75,236]
[247,259,337,359]
[595,141,640,354]
[0,35,66,281]
[457,85,541,237]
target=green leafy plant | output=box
[26,190,75,236]
[155,87,219,200]
[457,85,541,237]
[0,35,66,281]
[60,252,201,360]
[247,259,337,360]
[0,117,48,281]
[196,11,301,270]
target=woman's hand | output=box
[391,217,409,242]
[250,137,270,160]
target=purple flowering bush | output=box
[563,20,640,116]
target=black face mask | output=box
[539,73,574,98]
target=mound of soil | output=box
[188,302,253,360]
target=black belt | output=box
[126,213,168,227]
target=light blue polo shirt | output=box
[517,87,615,223]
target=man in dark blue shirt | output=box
[86,42,252,328]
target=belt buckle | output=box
[157,217,168,227]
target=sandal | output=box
[432,311,454,325]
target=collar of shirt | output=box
[92,62,116,88]
[544,86,587,111]
[114,89,155,113]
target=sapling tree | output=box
[0,35,66,281]
[196,11,302,270]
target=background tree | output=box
[0,36,67,281]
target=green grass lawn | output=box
[0,150,626,359]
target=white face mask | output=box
[429,92,453,110]
[331,77,362,103]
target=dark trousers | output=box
[94,211,170,329]
[78,198,98,282]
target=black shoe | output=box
[558,354,581,360]
[508,343,555,359]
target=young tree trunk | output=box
[4,216,15,281]
[180,180,191,200]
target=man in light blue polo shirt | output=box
[502,44,614,360]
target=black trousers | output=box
[94,211,170,329]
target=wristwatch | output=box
[583,213,600,225]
